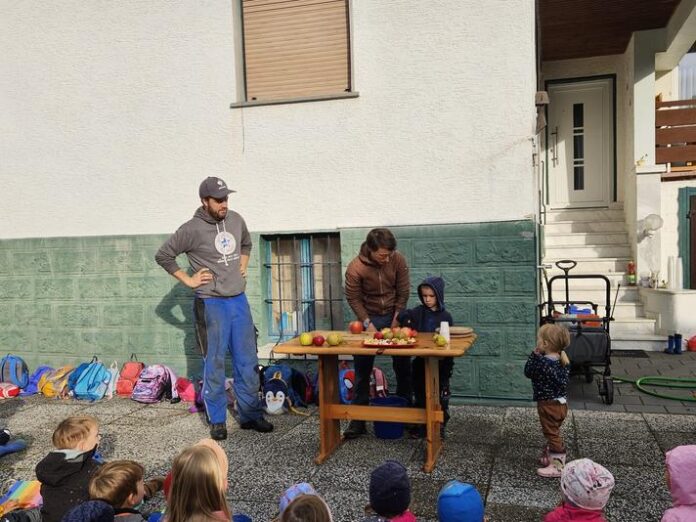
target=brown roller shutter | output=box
[242,0,351,101]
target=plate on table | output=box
[362,339,418,348]
[436,326,474,337]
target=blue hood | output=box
[418,276,445,310]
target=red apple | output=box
[411,330,418,337]
[313,335,325,346]
[400,327,412,338]
[374,331,384,340]
[349,321,364,334]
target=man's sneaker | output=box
[210,423,227,441]
[240,418,274,433]
[343,420,367,439]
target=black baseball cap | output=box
[199,177,236,199]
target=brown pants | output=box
[537,400,568,453]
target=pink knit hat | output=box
[561,459,615,510]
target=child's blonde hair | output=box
[52,415,99,449]
[89,460,144,508]
[281,494,332,522]
[538,324,571,366]
[166,445,230,522]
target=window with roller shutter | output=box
[241,0,352,102]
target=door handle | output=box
[550,126,559,166]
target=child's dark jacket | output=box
[35,446,101,522]
[524,352,570,401]
[398,276,452,332]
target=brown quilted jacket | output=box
[344,243,410,322]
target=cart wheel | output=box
[604,378,614,405]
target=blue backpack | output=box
[261,364,310,415]
[73,357,112,401]
[68,361,92,392]
[20,365,54,396]
[0,354,29,389]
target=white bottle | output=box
[439,321,450,342]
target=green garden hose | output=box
[612,376,696,402]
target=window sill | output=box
[230,91,359,109]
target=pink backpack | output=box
[176,377,196,402]
[369,366,388,399]
[131,364,179,404]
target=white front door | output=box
[547,78,614,208]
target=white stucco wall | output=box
[0,0,537,240]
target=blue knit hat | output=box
[369,461,411,518]
[437,480,484,522]
[62,500,115,522]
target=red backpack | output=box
[116,354,145,397]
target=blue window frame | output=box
[263,234,343,340]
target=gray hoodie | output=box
[155,206,252,298]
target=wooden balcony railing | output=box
[656,98,696,178]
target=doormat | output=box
[612,350,649,358]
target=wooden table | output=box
[273,332,476,472]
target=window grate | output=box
[263,233,343,340]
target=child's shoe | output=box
[539,445,550,467]
[537,452,566,478]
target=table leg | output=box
[316,354,341,465]
[423,356,442,472]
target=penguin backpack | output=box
[261,364,309,416]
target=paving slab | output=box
[0,397,690,521]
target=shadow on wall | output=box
[154,283,201,380]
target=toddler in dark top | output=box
[524,323,571,478]
[398,276,454,438]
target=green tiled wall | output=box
[340,221,537,400]
[0,234,264,380]
[0,220,536,399]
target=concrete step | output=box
[543,257,631,274]
[544,244,632,259]
[541,286,639,304]
[544,221,626,234]
[611,317,658,336]
[541,270,627,288]
[540,301,643,319]
[612,334,666,352]
[544,232,629,246]
[545,208,625,223]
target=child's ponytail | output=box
[559,350,570,367]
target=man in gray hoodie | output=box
[155,177,272,440]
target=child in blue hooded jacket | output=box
[398,276,454,437]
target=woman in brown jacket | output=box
[343,228,411,439]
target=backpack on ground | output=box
[116,354,145,397]
[261,364,310,415]
[0,354,29,389]
[38,366,75,398]
[176,377,196,402]
[339,362,355,404]
[291,367,314,406]
[67,361,92,394]
[0,382,20,399]
[369,366,389,399]
[104,361,119,399]
[188,378,235,413]
[73,357,112,401]
[20,365,54,396]
[131,364,179,404]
